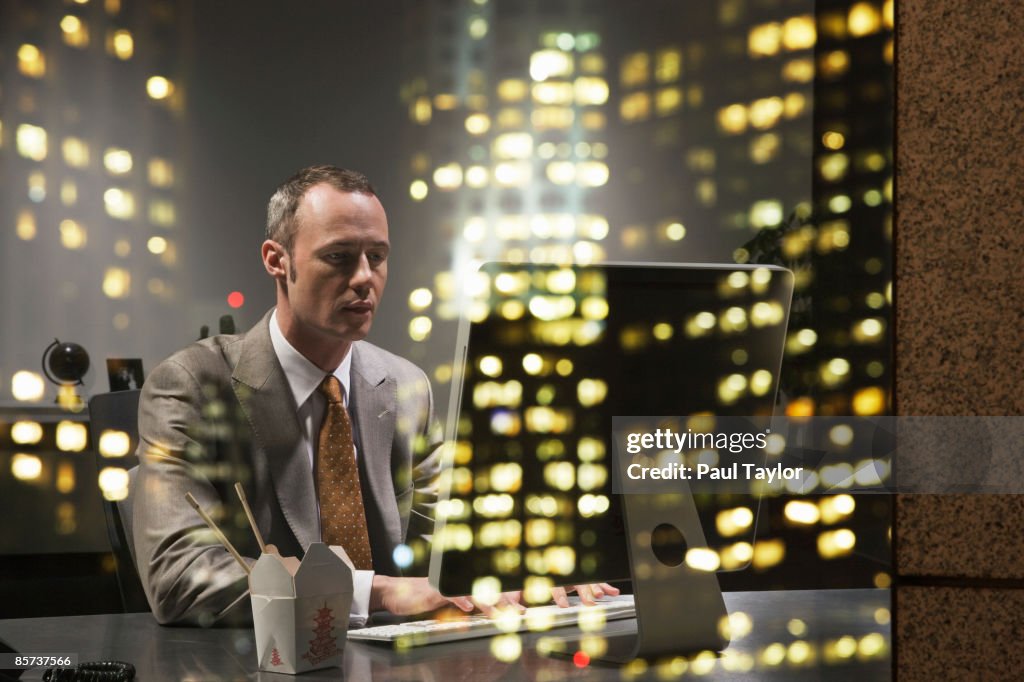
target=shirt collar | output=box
[269,310,353,408]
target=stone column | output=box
[895,1,1024,679]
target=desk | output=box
[0,589,889,680]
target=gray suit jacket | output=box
[131,310,440,625]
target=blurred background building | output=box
[1,0,892,613]
[390,0,892,590]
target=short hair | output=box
[265,165,378,253]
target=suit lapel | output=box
[350,343,400,547]
[231,312,319,551]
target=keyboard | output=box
[347,594,636,647]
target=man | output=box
[132,165,614,627]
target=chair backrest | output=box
[88,390,150,613]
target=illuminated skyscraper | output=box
[0,0,191,401]
[394,0,892,588]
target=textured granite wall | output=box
[895,0,1024,679]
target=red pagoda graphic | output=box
[270,648,283,667]
[302,603,342,665]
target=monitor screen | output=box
[430,263,793,598]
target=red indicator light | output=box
[573,651,590,668]
[227,291,245,308]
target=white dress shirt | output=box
[268,310,373,627]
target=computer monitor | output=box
[429,262,793,659]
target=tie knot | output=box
[319,376,344,404]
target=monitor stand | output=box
[552,491,730,664]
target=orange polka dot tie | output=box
[316,376,373,570]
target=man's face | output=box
[279,184,389,345]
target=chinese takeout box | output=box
[249,543,354,674]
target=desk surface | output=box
[0,589,890,681]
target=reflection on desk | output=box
[0,589,889,681]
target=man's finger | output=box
[576,584,596,605]
[599,582,620,596]
[498,591,526,613]
[551,586,570,608]
[448,596,474,612]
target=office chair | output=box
[87,390,150,613]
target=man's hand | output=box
[369,576,525,617]
[550,583,621,607]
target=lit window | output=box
[782,16,816,50]
[784,92,808,119]
[655,87,682,116]
[102,267,131,298]
[433,163,463,190]
[148,158,174,186]
[819,153,849,181]
[580,111,605,130]
[433,94,457,110]
[823,131,846,150]
[410,96,431,124]
[532,82,574,105]
[18,44,46,78]
[468,16,487,39]
[496,108,524,129]
[749,133,781,164]
[104,188,135,219]
[620,92,650,122]
[493,133,533,159]
[576,162,609,188]
[17,124,47,161]
[497,79,528,102]
[149,200,176,226]
[147,236,168,254]
[63,137,90,167]
[107,29,133,59]
[465,166,488,188]
[16,210,37,241]
[27,172,46,202]
[60,219,87,249]
[849,2,882,37]
[61,180,78,205]
[574,77,608,105]
[748,23,781,57]
[576,32,600,51]
[104,148,133,174]
[61,15,90,48]
[696,179,716,207]
[687,148,716,172]
[782,58,815,83]
[409,180,428,201]
[655,48,682,83]
[717,104,747,134]
[546,161,575,185]
[530,50,573,81]
[819,11,847,39]
[531,107,574,130]
[749,97,784,129]
[749,200,783,228]
[579,53,605,74]
[146,76,174,100]
[620,52,649,87]
[493,162,531,187]
[12,371,46,402]
[465,113,490,135]
[819,51,850,78]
